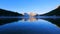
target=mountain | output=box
[0,9,23,16]
[40,6,60,16]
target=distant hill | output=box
[0,9,23,16]
[40,6,60,16]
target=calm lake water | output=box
[0,18,60,34]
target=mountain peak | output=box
[56,5,60,9]
[40,5,60,16]
[0,9,23,16]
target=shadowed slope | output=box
[40,6,60,16]
[0,9,23,16]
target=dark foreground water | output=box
[0,18,60,34]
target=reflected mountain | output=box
[40,18,60,27]
[23,17,37,22]
[0,17,60,28]
[0,18,23,25]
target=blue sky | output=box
[0,0,60,14]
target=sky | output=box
[0,0,60,14]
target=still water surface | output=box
[0,18,60,34]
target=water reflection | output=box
[41,18,60,27]
[0,17,60,27]
[23,17,37,22]
[0,18,22,25]
[0,17,60,34]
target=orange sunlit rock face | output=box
[29,12,36,17]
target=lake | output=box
[0,17,60,34]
